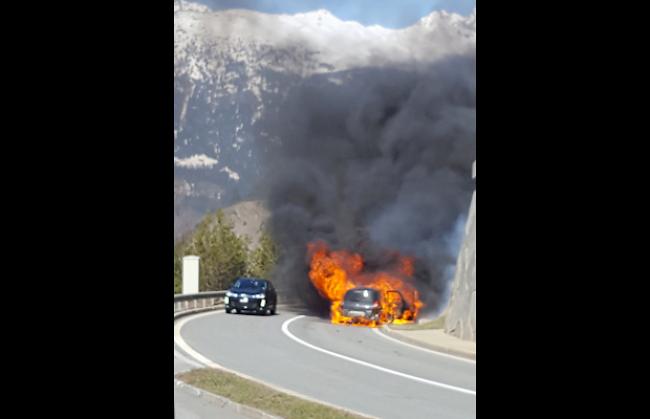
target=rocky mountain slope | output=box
[445,161,476,341]
[173,0,476,240]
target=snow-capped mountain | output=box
[173,0,476,240]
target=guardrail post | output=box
[182,255,200,294]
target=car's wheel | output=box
[265,308,271,315]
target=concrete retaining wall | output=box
[444,161,476,341]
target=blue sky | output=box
[194,1,475,29]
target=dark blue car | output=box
[224,278,277,315]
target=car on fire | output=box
[340,287,410,324]
[224,278,277,315]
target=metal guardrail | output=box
[174,291,225,313]
[173,289,304,315]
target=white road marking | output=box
[371,327,476,364]
[174,310,236,370]
[281,315,476,396]
[174,347,206,369]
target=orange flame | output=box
[307,241,424,327]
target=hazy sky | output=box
[194,0,476,28]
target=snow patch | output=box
[174,154,219,169]
[220,166,241,181]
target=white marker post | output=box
[182,256,200,294]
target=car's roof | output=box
[345,287,380,295]
[236,277,268,282]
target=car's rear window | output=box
[234,279,266,289]
[345,289,379,302]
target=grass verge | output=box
[177,368,367,419]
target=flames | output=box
[307,241,423,327]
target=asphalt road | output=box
[174,309,476,419]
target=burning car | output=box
[307,241,423,327]
[339,287,411,325]
[340,288,382,321]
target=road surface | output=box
[174,309,476,419]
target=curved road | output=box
[174,309,476,419]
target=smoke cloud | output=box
[258,51,476,315]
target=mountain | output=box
[173,0,476,241]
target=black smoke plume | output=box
[258,52,476,315]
